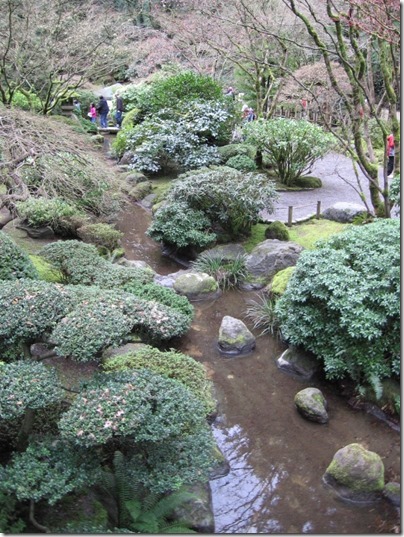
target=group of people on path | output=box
[74,94,124,129]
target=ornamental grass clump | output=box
[191,252,248,290]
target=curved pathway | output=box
[261,152,378,223]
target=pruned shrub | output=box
[147,201,216,250]
[226,155,257,172]
[40,240,154,287]
[148,167,278,248]
[292,176,322,188]
[102,345,215,416]
[0,231,38,281]
[275,219,400,395]
[122,281,194,319]
[0,279,73,346]
[264,221,290,241]
[218,143,256,162]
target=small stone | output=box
[294,387,328,424]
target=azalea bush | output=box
[244,118,335,185]
[103,345,215,416]
[275,219,400,395]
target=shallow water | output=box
[117,204,400,534]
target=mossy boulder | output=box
[218,315,256,356]
[90,134,104,144]
[294,387,328,424]
[323,443,385,502]
[128,181,153,201]
[265,221,290,241]
[173,271,221,301]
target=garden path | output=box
[261,151,382,223]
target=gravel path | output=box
[261,152,378,223]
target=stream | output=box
[117,201,400,534]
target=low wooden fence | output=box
[274,201,322,227]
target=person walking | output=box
[386,133,395,178]
[88,102,97,123]
[96,96,110,128]
[115,93,124,128]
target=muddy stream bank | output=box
[117,202,400,534]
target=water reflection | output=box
[211,422,287,533]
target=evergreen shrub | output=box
[0,231,38,281]
[275,219,400,394]
[265,221,290,241]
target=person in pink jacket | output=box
[88,102,97,123]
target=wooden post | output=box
[316,201,321,219]
[288,206,293,227]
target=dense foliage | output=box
[0,231,38,281]
[147,167,278,248]
[275,219,400,395]
[103,345,216,415]
[244,118,335,185]
[16,198,82,233]
[0,361,63,419]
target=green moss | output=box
[326,444,384,493]
[288,219,348,250]
[30,255,63,282]
[270,267,295,296]
[242,223,267,252]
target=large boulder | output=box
[322,202,367,223]
[172,482,215,534]
[173,271,221,301]
[294,387,328,424]
[323,443,385,502]
[276,346,320,379]
[244,239,303,289]
[218,316,256,356]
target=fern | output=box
[124,490,197,533]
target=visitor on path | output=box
[115,93,124,128]
[246,107,256,121]
[225,86,235,100]
[88,102,97,123]
[386,133,395,178]
[96,96,110,128]
[73,99,81,113]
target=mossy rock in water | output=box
[292,176,322,188]
[323,443,385,502]
[294,387,328,423]
[265,221,290,241]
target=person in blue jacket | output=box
[96,96,110,128]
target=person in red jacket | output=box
[386,133,395,178]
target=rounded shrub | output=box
[102,345,216,416]
[265,221,290,241]
[275,219,400,395]
[0,231,38,281]
[218,143,256,162]
[226,155,257,172]
[292,176,322,188]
